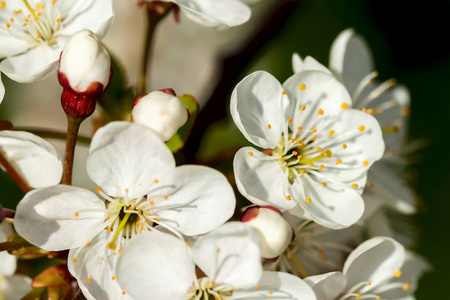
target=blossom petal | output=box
[14,185,106,251]
[343,237,405,291]
[154,165,235,236]
[87,122,175,199]
[0,46,59,83]
[0,130,62,188]
[329,28,374,96]
[116,231,196,300]
[234,147,296,211]
[231,71,287,148]
[0,73,4,104]
[0,31,30,59]
[68,231,134,300]
[291,54,331,74]
[0,223,16,276]
[304,272,347,300]
[1,275,32,300]
[233,272,317,300]
[193,222,262,289]
[290,173,364,229]
[172,0,251,30]
[58,0,116,39]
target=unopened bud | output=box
[58,30,112,119]
[132,91,188,141]
[241,206,292,259]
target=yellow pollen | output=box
[122,291,126,295]
[15,9,22,14]
[359,125,365,132]
[362,108,367,113]
[300,105,306,111]
[403,283,410,291]
[282,90,287,95]
[356,293,360,298]
[86,242,91,246]
[149,201,154,205]
[305,198,312,204]
[164,196,168,200]
[6,23,10,28]
[96,187,102,192]
[363,161,369,166]
[297,155,302,159]
[36,34,41,38]
[269,291,273,295]
[311,129,317,133]
[24,18,28,22]
[286,195,291,200]
[52,0,57,4]
[393,270,402,278]
[299,83,306,90]
[112,276,116,280]
[319,165,324,169]
[0,2,5,8]
[297,126,303,130]
[308,162,313,166]
[296,139,301,143]
[118,249,122,253]
[248,152,253,156]
[351,183,358,188]
[288,118,292,123]
[185,242,190,247]
[88,278,92,283]
[300,170,306,174]
[318,109,324,115]
[107,227,112,232]
[136,221,141,226]
[216,248,221,253]
[291,138,295,143]
[267,124,271,129]
[341,103,348,110]
[56,17,61,22]
[292,151,298,156]
[323,149,333,158]
[255,285,260,290]
[317,147,322,151]
[23,23,27,27]
[377,297,381,300]
[155,217,160,221]
[279,158,285,163]
[343,144,347,149]
[321,182,326,186]
[329,130,335,136]
[369,183,374,188]
[72,258,77,262]
[311,136,316,141]
[336,159,342,165]
[368,108,374,114]
[367,282,372,286]
[10,18,13,22]
[299,143,305,147]
[74,212,79,217]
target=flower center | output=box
[1,0,62,46]
[182,278,234,300]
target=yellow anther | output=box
[72,258,77,262]
[296,139,301,143]
[362,108,367,113]
[107,227,112,232]
[56,17,61,22]
[15,9,22,14]
[308,162,313,167]
[279,158,285,163]
[267,124,271,129]
[86,242,91,246]
[319,165,324,169]
[6,23,10,28]
[321,182,326,186]
[74,212,79,217]
[292,151,298,156]
[299,143,305,147]
[369,183,374,188]
[311,136,317,141]
[269,291,273,295]
[393,270,402,278]
[368,108,374,114]
[323,149,333,158]
[299,83,306,90]
[248,152,253,156]
[136,221,141,226]
[185,242,190,247]
[52,0,57,4]
[363,161,369,166]
[305,198,312,204]
[36,34,41,38]
[343,144,347,149]
[255,285,260,290]
[282,90,287,95]
[351,183,358,188]
[311,129,317,133]
[297,155,302,159]
[155,217,160,221]
[88,278,92,283]
[341,103,348,110]
[164,196,168,200]
[317,147,322,151]
[122,291,126,295]
[403,283,410,291]
[288,118,292,123]
[291,138,295,143]
[149,201,154,205]
[286,195,291,200]
[297,126,303,130]
[367,282,371,286]
[359,125,365,132]
[10,18,13,22]
[300,170,306,174]
[356,293,360,298]
[329,130,335,136]
[23,23,27,27]
[112,276,116,280]
[216,248,221,253]
[336,159,342,165]
[318,109,324,115]
[0,1,5,8]
[300,105,306,111]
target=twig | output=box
[0,150,32,193]
[62,118,81,185]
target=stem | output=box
[0,150,32,193]
[0,205,15,223]
[0,239,32,252]
[62,117,81,185]
[14,127,91,145]
[137,13,160,95]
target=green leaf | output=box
[166,94,199,153]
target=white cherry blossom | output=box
[0,0,116,103]
[304,237,429,300]
[231,70,384,229]
[14,121,235,300]
[116,222,317,300]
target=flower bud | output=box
[58,30,112,120]
[132,90,188,141]
[241,206,293,260]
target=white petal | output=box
[292,53,303,73]
[87,122,175,199]
[0,31,29,59]
[0,223,16,276]
[0,131,62,188]
[0,73,4,104]
[58,0,116,39]
[289,174,364,229]
[343,237,405,290]
[292,55,332,74]
[1,275,32,300]
[234,147,296,211]
[234,272,317,300]
[304,272,347,300]
[282,70,352,131]
[154,165,235,236]
[0,46,59,83]
[329,28,374,96]
[230,71,287,148]
[193,222,262,289]
[68,231,134,300]
[175,0,251,30]
[14,185,106,251]
[116,231,196,300]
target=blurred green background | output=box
[1,0,449,298]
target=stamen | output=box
[298,149,332,164]
[108,213,132,249]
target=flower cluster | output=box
[0,1,430,300]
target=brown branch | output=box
[0,205,15,223]
[0,150,32,193]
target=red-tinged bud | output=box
[241,206,293,259]
[58,30,112,120]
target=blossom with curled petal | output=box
[292,28,416,219]
[14,121,235,300]
[304,237,429,300]
[231,70,384,229]
[0,0,116,103]
[0,223,32,299]
[116,222,317,300]
[146,0,251,30]
[0,130,62,188]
